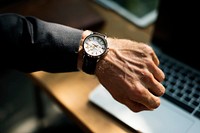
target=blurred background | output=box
[0,69,84,133]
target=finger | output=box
[151,51,160,66]
[141,72,165,96]
[130,82,161,110]
[145,45,160,66]
[125,99,150,112]
[146,60,165,82]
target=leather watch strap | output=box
[82,54,98,74]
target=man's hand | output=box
[79,30,165,112]
[95,37,165,112]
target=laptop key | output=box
[194,110,200,119]
[162,93,194,113]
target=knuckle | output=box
[145,59,154,67]
[140,69,153,81]
[136,68,149,77]
[132,83,145,98]
[143,44,154,52]
[132,83,146,101]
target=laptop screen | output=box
[108,0,159,18]
[151,0,200,71]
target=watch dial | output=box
[84,35,107,57]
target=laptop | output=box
[94,0,159,28]
[89,1,200,133]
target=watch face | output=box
[83,34,107,57]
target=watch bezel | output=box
[83,33,108,58]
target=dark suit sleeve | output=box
[0,13,83,73]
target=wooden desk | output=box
[29,1,154,133]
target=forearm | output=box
[0,13,83,72]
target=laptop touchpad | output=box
[89,84,194,133]
[131,99,193,133]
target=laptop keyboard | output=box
[154,47,200,119]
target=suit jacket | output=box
[0,13,83,73]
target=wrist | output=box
[78,31,109,74]
[95,37,112,74]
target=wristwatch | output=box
[82,32,108,74]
